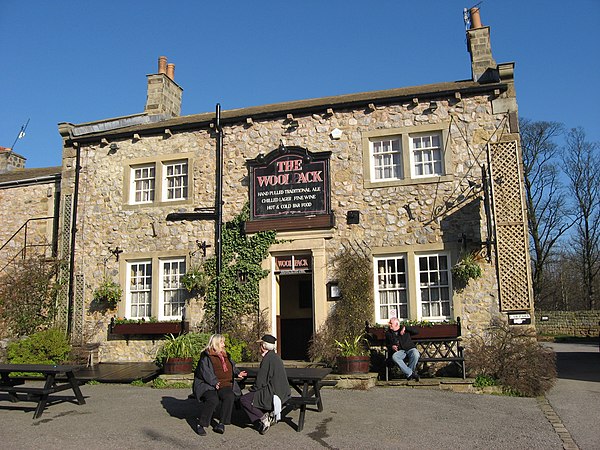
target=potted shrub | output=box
[92,279,123,309]
[335,335,370,374]
[155,333,194,374]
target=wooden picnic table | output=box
[0,364,86,419]
[239,366,333,431]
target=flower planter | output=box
[164,357,193,374]
[110,321,189,336]
[366,323,460,341]
[336,356,370,374]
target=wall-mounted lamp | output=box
[108,143,119,154]
[327,281,341,301]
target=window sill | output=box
[364,174,454,189]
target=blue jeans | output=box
[391,348,420,378]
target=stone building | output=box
[3,9,533,361]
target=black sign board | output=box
[248,146,331,221]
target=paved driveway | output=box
[0,382,562,449]
[544,341,600,450]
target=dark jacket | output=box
[251,350,291,410]
[385,326,419,353]
[192,350,243,400]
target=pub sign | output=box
[247,145,331,221]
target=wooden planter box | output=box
[366,323,460,341]
[110,321,189,336]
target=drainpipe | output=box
[215,104,223,334]
[66,145,81,337]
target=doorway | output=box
[277,273,313,360]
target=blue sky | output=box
[1,0,599,168]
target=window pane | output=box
[372,138,402,181]
[418,254,451,320]
[375,256,408,320]
[162,259,186,319]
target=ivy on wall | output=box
[202,204,277,332]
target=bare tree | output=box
[563,127,600,310]
[520,118,573,304]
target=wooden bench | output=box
[239,366,334,432]
[365,319,466,380]
[0,364,86,419]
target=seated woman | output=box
[192,334,247,436]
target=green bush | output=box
[0,256,64,336]
[7,328,71,365]
[309,246,373,365]
[465,319,556,397]
[224,334,246,363]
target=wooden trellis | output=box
[488,140,533,311]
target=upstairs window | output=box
[411,133,443,177]
[371,138,402,181]
[132,165,156,204]
[163,161,188,201]
[127,156,191,206]
[362,123,451,188]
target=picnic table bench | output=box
[239,366,333,431]
[365,319,466,380]
[0,364,86,419]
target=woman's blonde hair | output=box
[206,334,226,353]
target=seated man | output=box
[240,334,291,434]
[385,317,420,381]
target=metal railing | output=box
[0,217,54,274]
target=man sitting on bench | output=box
[385,318,420,381]
[240,334,291,435]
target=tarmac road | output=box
[0,382,561,449]
[0,340,597,450]
[543,341,600,450]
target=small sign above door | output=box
[275,255,312,272]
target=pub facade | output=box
[52,12,533,361]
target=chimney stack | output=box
[466,7,498,83]
[145,56,183,117]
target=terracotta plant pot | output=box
[163,357,193,374]
[336,355,370,374]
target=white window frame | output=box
[159,257,186,321]
[370,138,403,181]
[162,160,188,201]
[416,252,452,321]
[126,260,153,319]
[374,255,408,322]
[362,123,452,188]
[410,132,444,178]
[131,164,156,204]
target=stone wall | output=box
[61,92,514,358]
[535,310,600,337]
